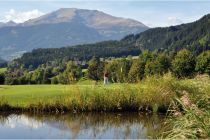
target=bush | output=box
[128,60,145,82]
[172,49,195,78]
[145,53,170,76]
[196,51,210,75]
[87,57,104,81]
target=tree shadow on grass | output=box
[0,86,7,89]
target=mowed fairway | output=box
[0,85,71,106]
[0,84,126,107]
[0,75,209,112]
[0,77,174,113]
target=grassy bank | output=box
[0,74,177,112]
[0,74,209,113]
[159,75,210,139]
[161,104,210,139]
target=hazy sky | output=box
[0,0,210,27]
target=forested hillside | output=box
[134,14,210,52]
[15,40,139,68]
[14,13,210,68]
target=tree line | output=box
[0,49,209,85]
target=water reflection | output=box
[0,113,165,139]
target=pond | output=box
[0,113,165,139]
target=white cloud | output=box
[167,16,183,26]
[0,9,45,23]
[5,115,44,129]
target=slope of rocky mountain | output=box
[0,8,148,60]
[0,21,17,28]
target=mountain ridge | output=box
[0,20,17,28]
[14,13,210,68]
[22,8,147,28]
[0,8,148,60]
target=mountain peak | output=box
[23,8,148,28]
[6,20,16,24]
[0,20,17,28]
[6,20,17,25]
[56,8,100,13]
[0,8,149,60]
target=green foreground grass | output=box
[0,68,6,74]
[0,83,166,112]
[0,76,175,112]
[0,84,127,107]
[0,74,209,112]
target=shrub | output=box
[196,51,210,75]
[172,49,195,78]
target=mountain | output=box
[0,58,5,63]
[0,57,7,67]
[15,13,210,68]
[0,22,4,27]
[0,8,148,60]
[0,21,17,28]
[132,14,210,52]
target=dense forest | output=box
[1,49,209,85]
[14,40,140,68]
[13,13,210,69]
[133,14,210,52]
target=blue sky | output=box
[0,0,210,27]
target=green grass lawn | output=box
[0,75,209,113]
[0,83,129,107]
[0,68,7,74]
[0,85,69,106]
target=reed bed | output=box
[159,75,210,139]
